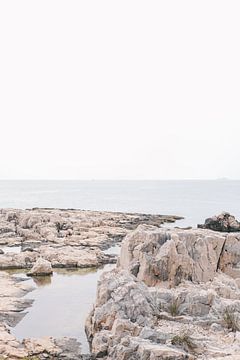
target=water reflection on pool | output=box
[11,264,115,353]
[0,245,21,254]
[103,244,121,255]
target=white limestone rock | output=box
[27,257,53,276]
[119,225,226,286]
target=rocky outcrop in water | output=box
[87,225,240,359]
[198,212,240,232]
[27,257,53,276]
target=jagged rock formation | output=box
[198,212,240,232]
[87,225,240,359]
[119,225,227,286]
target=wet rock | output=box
[198,212,240,232]
[21,240,42,252]
[0,251,38,269]
[0,249,4,255]
[0,222,16,236]
[0,272,34,359]
[27,258,53,276]
[23,336,90,359]
[0,311,27,327]
[0,323,28,359]
[0,246,116,270]
[41,245,113,268]
[22,246,34,252]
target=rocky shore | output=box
[3,209,240,359]
[0,208,181,271]
[0,208,180,359]
[86,216,240,359]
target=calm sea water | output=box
[0,180,239,226]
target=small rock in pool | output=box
[0,249,4,255]
[22,247,34,252]
[27,258,53,276]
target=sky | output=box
[0,1,239,180]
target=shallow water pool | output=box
[0,245,21,254]
[10,264,115,353]
[103,244,121,255]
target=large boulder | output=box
[27,257,53,276]
[198,212,240,232]
[119,225,226,286]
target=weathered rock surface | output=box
[27,257,53,276]
[0,245,115,270]
[0,208,181,270]
[23,336,92,360]
[198,212,240,232]
[0,272,33,359]
[87,224,240,359]
[119,225,226,286]
[0,208,180,359]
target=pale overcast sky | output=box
[0,1,239,179]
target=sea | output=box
[0,179,239,226]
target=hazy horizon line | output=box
[0,178,238,182]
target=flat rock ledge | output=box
[0,208,181,270]
[86,224,240,359]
